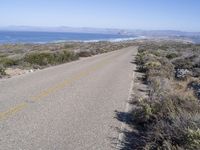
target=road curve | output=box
[0,46,138,150]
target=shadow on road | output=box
[111,59,149,150]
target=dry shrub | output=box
[123,42,200,150]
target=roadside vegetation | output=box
[24,50,78,67]
[0,41,134,78]
[120,41,200,149]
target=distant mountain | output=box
[130,29,200,37]
[0,26,199,36]
[0,26,127,35]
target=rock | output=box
[175,68,191,80]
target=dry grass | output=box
[120,41,200,150]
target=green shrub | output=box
[24,52,54,66]
[186,128,200,149]
[173,58,193,69]
[55,50,78,63]
[24,50,78,66]
[151,49,166,57]
[133,102,154,125]
[166,53,179,59]
[0,57,18,67]
[144,61,161,70]
[136,51,147,65]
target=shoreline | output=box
[0,30,140,45]
[0,36,143,45]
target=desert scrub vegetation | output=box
[0,57,19,67]
[121,41,200,150]
[0,50,78,70]
[0,41,135,78]
[24,50,78,67]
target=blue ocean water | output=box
[0,31,137,44]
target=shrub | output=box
[77,51,92,57]
[144,61,161,70]
[133,102,154,126]
[121,42,200,150]
[24,50,78,66]
[64,44,74,49]
[129,93,200,149]
[173,58,193,70]
[24,52,54,66]
[55,50,78,63]
[186,128,200,149]
[0,57,18,67]
[166,53,179,59]
[159,45,169,50]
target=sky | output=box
[0,0,200,31]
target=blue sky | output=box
[0,0,200,31]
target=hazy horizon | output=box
[0,25,199,33]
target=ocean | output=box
[0,31,137,44]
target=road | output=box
[0,46,137,150]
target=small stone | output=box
[175,68,191,79]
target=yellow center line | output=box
[0,51,121,121]
[31,58,112,101]
[0,103,27,121]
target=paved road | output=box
[0,46,137,150]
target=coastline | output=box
[0,30,140,44]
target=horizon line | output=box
[0,25,199,33]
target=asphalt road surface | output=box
[0,46,137,150]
